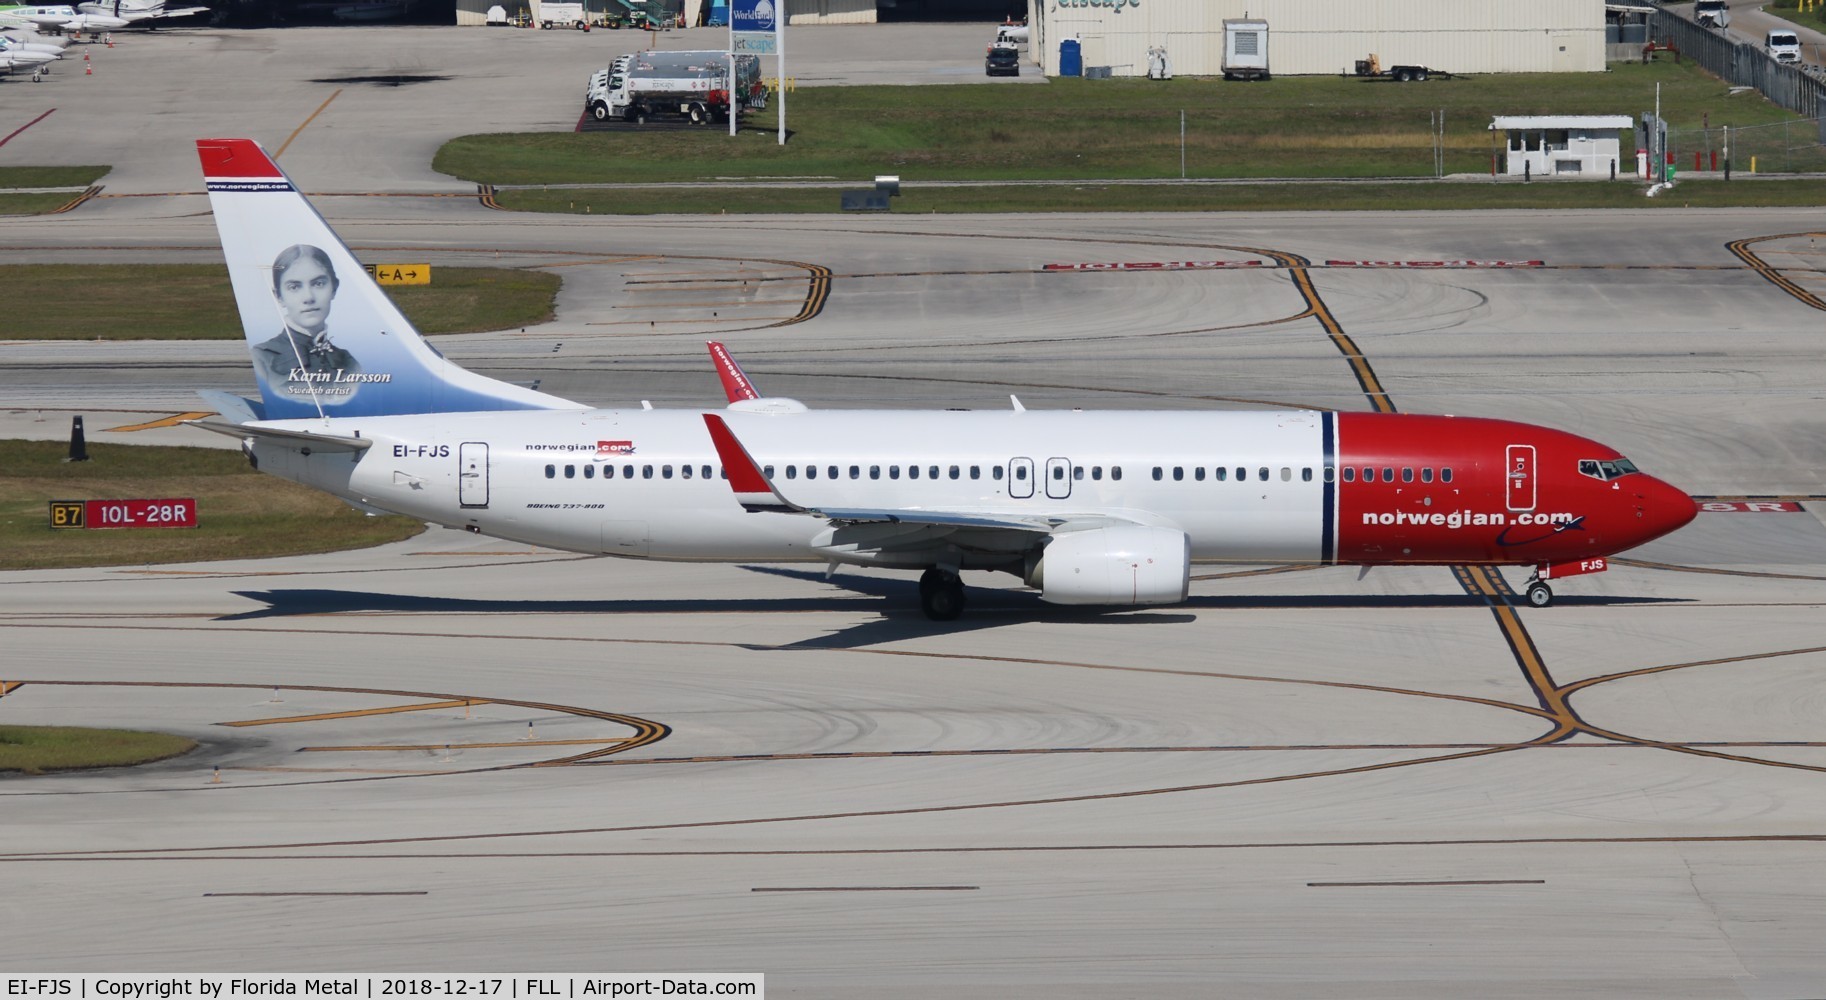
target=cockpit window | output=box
[1579,457,1640,481]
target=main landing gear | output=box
[918,567,966,621]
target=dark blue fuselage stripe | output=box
[1321,411,1336,565]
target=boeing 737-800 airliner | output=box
[188,138,1697,620]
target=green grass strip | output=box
[437,62,1824,186]
[0,725,197,774]
[0,165,110,189]
[497,178,1826,215]
[0,440,424,570]
[0,264,559,340]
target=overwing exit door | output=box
[1505,444,1536,512]
[1008,457,1035,498]
[1045,457,1072,499]
[459,442,489,508]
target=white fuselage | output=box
[267,407,1329,565]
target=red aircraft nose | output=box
[1633,475,1699,544]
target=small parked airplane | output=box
[0,29,63,69]
[188,137,1698,620]
[76,0,208,24]
[0,3,127,30]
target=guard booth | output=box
[1490,115,1633,177]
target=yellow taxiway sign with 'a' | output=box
[369,264,430,285]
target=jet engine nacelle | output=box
[1025,525,1191,606]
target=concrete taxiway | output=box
[5,23,1826,1000]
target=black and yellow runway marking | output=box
[221,699,483,728]
[1726,233,1826,311]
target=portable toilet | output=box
[1059,37,1082,77]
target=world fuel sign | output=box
[49,499,199,529]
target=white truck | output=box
[538,1,588,28]
[1694,0,1729,30]
[1768,29,1802,65]
[1221,18,1269,81]
[585,51,764,124]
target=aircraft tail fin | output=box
[197,137,580,421]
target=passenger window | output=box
[1363,467,1374,482]
[1111,467,1122,481]
[1301,467,1312,482]
[1382,468,1394,483]
[827,465,837,480]
[662,465,673,479]
[950,465,961,480]
[1441,468,1453,483]
[1092,466,1103,480]
[1401,467,1413,483]
[1281,467,1291,482]
[850,465,861,479]
[706,466,715,480]
[1258,467,1269,482]
[1323,466,1335,483]
[1053,466,1065,480]
[625,464,635,479]
[1015,466,1027,481]
[1073,466,1084,480]
[681,465,693,479]
[1152,467,1163,481]
[584,465,595,479]
[785,465,797,480]
[1173,467,1184,481]
[909,465,919,480]
[642,465,653,479]
[605,465,615,479]
[929,465,939,479]
[1215,467,1227,482]
[1420,468,1432,483]
[890,466,901,480]
[1236,467,1246,482]
[870,465,881,480]
[993,466,1004,480]
[764,465,774,478]
[1342,467,1354,482]
[803,465,814,480]
[1194,467,1205,481]
[543,464,555,479]
[970,465,981,479]
[564,465,575,479]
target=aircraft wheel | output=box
[919,568,966,621]
[1526,582,1553,608]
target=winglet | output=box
[708,341,762,402]
[702,413,800,514]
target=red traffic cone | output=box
[85,62,92,74]
[84,51,90,60]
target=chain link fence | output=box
[1650,9,1826,121]
[1667,118,1826,173]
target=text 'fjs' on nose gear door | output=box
[1505,444,1536,512]
[459,442,489,508]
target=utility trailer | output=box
[1353,53,1450,83]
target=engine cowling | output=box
[1025,525,1191,606]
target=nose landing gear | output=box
[1524,576,1554,608]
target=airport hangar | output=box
[463,0,1606,70]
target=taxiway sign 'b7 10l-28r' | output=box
[188,138,1698,620]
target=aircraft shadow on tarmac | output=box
[220,567,1681,649]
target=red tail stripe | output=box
[196,138,284,179]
